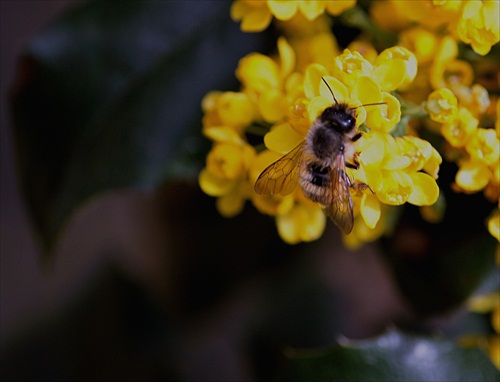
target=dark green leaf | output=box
[11,0,267,253]
[278,329,499,382]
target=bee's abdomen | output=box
[299,163,332,205]
[308,164,330,187]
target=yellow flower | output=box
[231,1,273,32]
[369,0,412,33]
[387,0,463,31]
[456,0,500,56]
[374,46,418,92]
[347,40,378,64]
[487,209,500,242]
[350,76,401,133]
[236,53,281,93]
[231,0,356,32]
[441,107,478,148]
[236,38,296,124]
[202,91,257,133]
[450,84,491,119]
[432,59,475,92]
[455,158,491,193]
[426,88,458,124]
[199,142,256,217]
[399,27,439,66]
[200,37,443,245]
[299,33,340,72]
[332,49,374,88]
[276,198,326,244]
[466,128,500,166]
[358,132,441,211]
[355,132,441,227]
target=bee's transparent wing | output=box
[324,153,354,234]
[254,142,305,196]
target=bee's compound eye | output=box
[340,115,355,130]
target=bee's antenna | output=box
[321,77,338,105]
[321,77,386,109]
[352,101,386,109]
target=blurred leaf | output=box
[278,329,499,382]
[381,162,498,315]
[10,0,266,254]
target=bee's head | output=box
[320,105,357,133]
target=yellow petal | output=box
[199,168,235,196]
[455,160,491,192]
[365,92,401,133]
[377,170,413,205]
[276,203,326,244]
[375,46,417,91]
[333,49,374,88]
[358,131,387,168]
[423,146,442,179]
[298,0,324,20]
[216,91,255,127]
[374,59,407,92]
[258,89,288,123]
[236,53,280,92]
[304,63,329,99]
[487,209,500,241]
[232,2,273,32]
[361,193,381,229]
[351,76,381,105]
[426,88,458,124]
[203,126,245,145]
[216,187,246,217]
[264,123,304,154]
[326,0,356,15]
[407,172,440,206]
[468,292,500,313]
[206,144,246,179]
[252,193,295,216]
[319,76,350,104]
[267,0,299,20]
[382,155,412,171]
[278,37,295,79]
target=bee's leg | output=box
[351,132,363,142]
[350,181,374,195]
[345,152,361,169]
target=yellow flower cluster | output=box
[200,0,498,247]
[371,0,500,56]
[421,36,499,241]
[370,3,499,243]
[199,36,441,246]
[231,0,356,32]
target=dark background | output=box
[1,0,85,344]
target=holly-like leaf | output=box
[278,329,498,381]
[10,0,266,254]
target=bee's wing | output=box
[324,153,354,234]
[254,142,305,196]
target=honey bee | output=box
[254,78,382,234]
